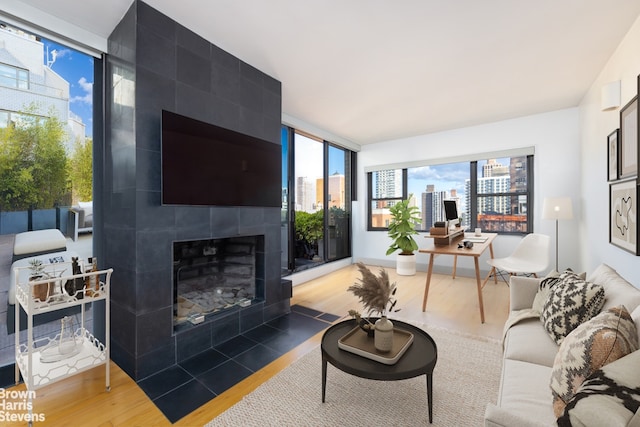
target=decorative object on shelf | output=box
[609,179,639,255]
[348,309,374,337]
[40,316,82,363]
[28,259,52,302]
[85,256,99,297]
[65,257,84,300]
[619,96,638,179]
[348,263,400,351]
[386,194,421,276]
[27,259,67,303]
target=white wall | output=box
[579,14,640,285]
[353,108,581,276]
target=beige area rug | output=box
[206,323,503,426]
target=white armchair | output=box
[68,201,93,241]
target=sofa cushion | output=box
[503,317,559,367]
[557,349,640,427]
[498,359,557,425]
[541,271,605,345]
[550,305,639,417]
[587,263,640,313]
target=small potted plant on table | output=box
[348,262,399,352]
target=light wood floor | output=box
[4,264,509,426]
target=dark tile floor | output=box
[137,305,340,423]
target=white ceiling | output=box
[5,0,640,145]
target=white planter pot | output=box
[396,253,416,276]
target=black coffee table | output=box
[321,319,438,423]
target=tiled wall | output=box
[101,0,286,380]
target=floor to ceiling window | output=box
[0,21,97,368]
[281,127,353,274]
[0,22,94,234]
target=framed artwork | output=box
[608,129,619,181]
[609,178,639,255]
[619,96,638,179]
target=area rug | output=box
[205,323,503,426]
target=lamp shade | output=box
[542,197,573,221]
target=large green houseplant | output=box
[385,195,421,275]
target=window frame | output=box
[0,62,29,89]
[366,152,534,235]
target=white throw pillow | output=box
[558,349,640,426]
[550,306,639,418]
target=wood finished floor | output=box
[5,264,509,426]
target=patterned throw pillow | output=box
[550,305,639,418]
[557,349,640,427]
[541,271,605,345]
[532,269,585,313]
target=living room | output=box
[2,1,640,425]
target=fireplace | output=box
[173,235,264,332]
[104,1,287,381]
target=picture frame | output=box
[619,95,638,179]
[608,129,619,181]
[609,178,639,255]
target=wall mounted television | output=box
[161,110,281,207]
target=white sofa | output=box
[485,264,640,427]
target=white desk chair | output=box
[486,233,550,284]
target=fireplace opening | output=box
[173,235,263,331]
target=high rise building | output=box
[327,172,345,209]
[420,185,448,230]
[296,176,316,212]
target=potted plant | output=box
[348,263,399,351]
[385,194,421,275]
[28,259,53,302]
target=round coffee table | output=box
[321,319,438,423]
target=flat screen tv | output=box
[161,110,281,207]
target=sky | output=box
[41,38,94,138]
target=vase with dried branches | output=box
[347,262,399,352]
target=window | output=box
[0,63,29,89]
[281,126,354,274]
[367,153,533,234]
[369,169,404,229]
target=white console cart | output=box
[13,263,112,425]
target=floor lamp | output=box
[542,197,573,272]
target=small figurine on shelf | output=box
[71,257,84,300]
[85,257,99,297]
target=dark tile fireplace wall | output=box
[100,0,286,380]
